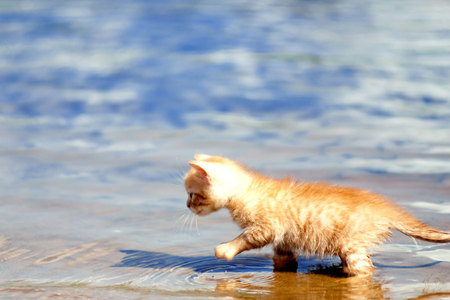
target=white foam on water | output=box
[410,202,450,214]
[416,249,450,262]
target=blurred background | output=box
[0,0,449,298]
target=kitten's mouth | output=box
[187,202,200,215]
[187,200,209,216]
[189,207,199,214]
[192,209,203,215]
[189,207,209,216]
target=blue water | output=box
[0,0,449,298]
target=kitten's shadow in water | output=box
[113,249,442,275]
[113,249,343,276]
[113,250,388,298]
[113,249,274,273]
[113,250,448,299]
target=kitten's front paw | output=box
[215,243,237,261]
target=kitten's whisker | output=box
[179,213,188,233]
[186,214,194,234]
[177,170,186,183]
[184,214,191,234]
[174,213,186,229]
[176,212,191,233]
[195,216,199,235]
[167,167,187,185]
[172,169,186,184]
[189,214,195,233]
[185,214,190,233]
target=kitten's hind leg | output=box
[272,247,298,272]
[339,249,374,277]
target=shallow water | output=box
[0,0,449,299]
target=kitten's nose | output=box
[187,200,191,208]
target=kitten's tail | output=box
[392,212,450,243]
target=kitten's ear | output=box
[194,154,211,161]
[189,161,209,183]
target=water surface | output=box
[0,0,449,298]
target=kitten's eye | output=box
[189,192,194,199]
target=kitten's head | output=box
[184,154,245,216]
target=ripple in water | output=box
[112,249,344,292]
[113,250,270,290]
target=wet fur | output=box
[184,154,450,276]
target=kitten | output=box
[184,154,450,276]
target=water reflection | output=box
[216,273,387,300]
[114,249,450,299]
[114,250,387,299]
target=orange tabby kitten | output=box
[184,154,450,276]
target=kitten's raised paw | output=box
[215,243,238,261]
